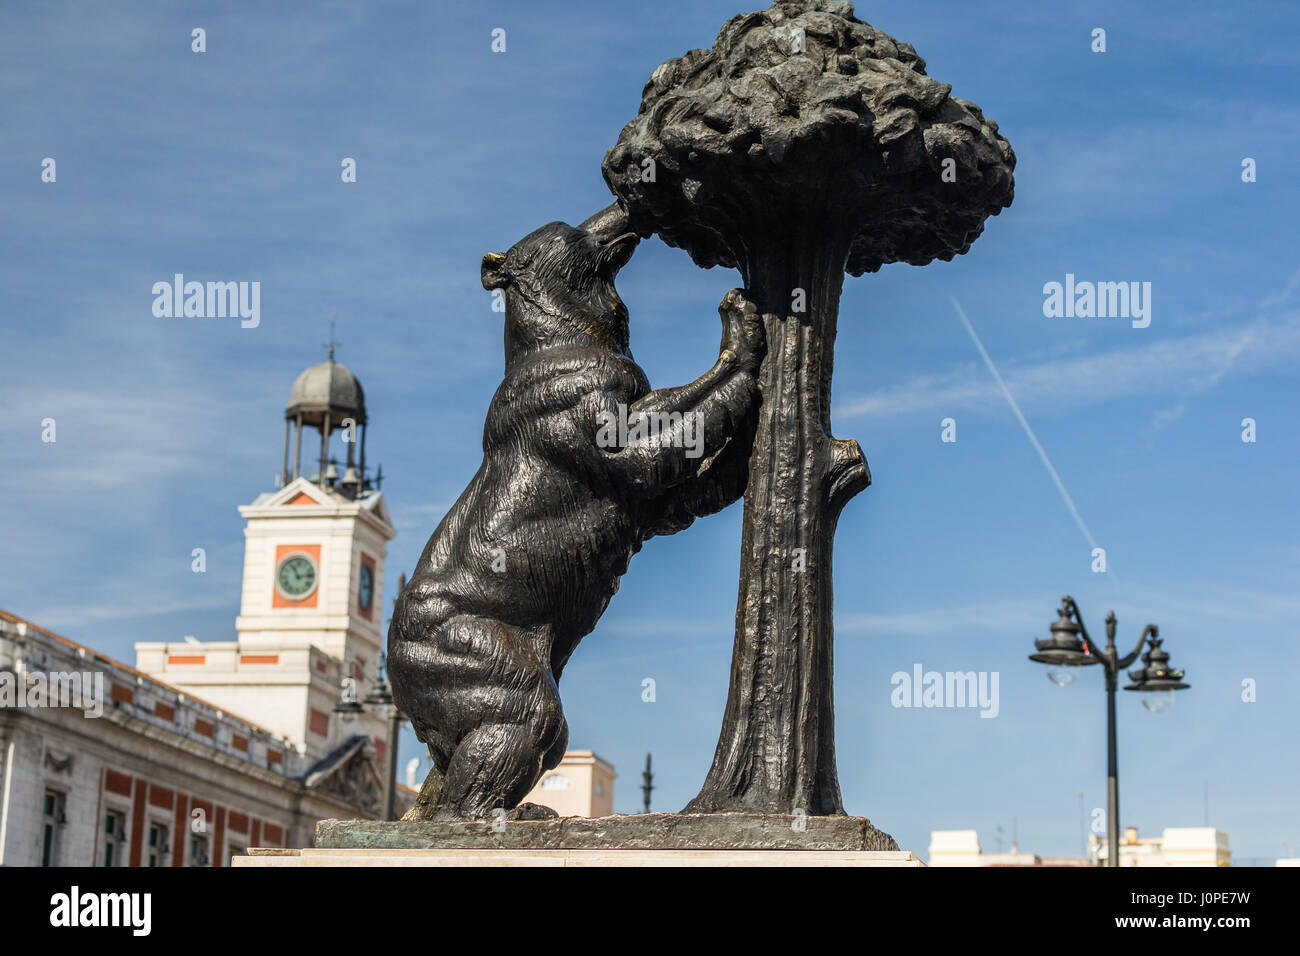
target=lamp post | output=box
[641,753,653,814]
[1028,596,1190,867]
[364,659,402,822]
[333,654,405,822]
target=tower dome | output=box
[286,356,367,428]
[280,333,377,497]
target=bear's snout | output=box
[598,232,638,277]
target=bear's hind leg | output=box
[396,615,567,821]
[435,709,569,821]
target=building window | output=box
[541,773,571,791]
[147,822,169,867]
[189,833,210,867]
[227,844,245,865]
[42,791,66,867]
[103,810,126,867]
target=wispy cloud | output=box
[595,598,1044,644]
[837,598,1044,639]
[594,581,1300,653]
[392,501,456,532]
[1,384,265,494]
[1151,322,1261,430]
[1259,267,1300,309]
[598,616,732,641]
[837,312,1300,422]
[18,593,237,633]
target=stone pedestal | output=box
[234,846,922,866]
[231,813,921,866]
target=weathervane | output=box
[324,312,339,361]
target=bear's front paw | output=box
[719,288,766,373]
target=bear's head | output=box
[481,203,639,367]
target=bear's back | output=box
[484,346,649,465]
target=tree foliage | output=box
[603,0,1015,276]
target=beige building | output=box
[1092,826,1231,867]
[928,825,1232,867]
[927,830,1046,867]
[523,751,616,817]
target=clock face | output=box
[358,563,374,611]
[275,553,318,600]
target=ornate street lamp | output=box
[1029,603,1101,686]
[1028,596,1190,867]
[364,657,402,822]
[333,575,409,821]
[333,654,405,822]
[1124,637,1190,714]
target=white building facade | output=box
[0,352,404,867]
[0,611,392,867]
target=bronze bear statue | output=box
[388,203,765,820]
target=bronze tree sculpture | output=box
[602,0,1015,814]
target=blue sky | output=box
[2,0,1297,862]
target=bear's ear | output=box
[481,252,508,291]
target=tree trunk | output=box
[686,226,870,815]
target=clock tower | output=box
[234,347,393,671]
[138,346,396,761]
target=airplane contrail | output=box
[950,296,1101,554]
